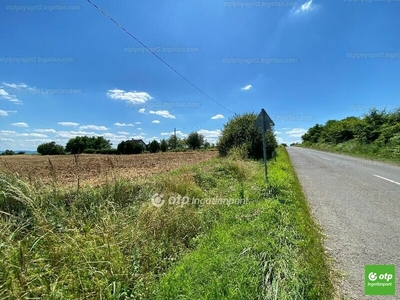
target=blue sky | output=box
[1,0,399,150]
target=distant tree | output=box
[148,140,160,153]
[17,151,25,155]
[218,113,278,159]
[37,142,65,155]
[168,134,181,149]
[186,132,204,150]
[117,140,144,154]
[160,139,168,152]
[204,141,211,149]
[66,136,112,154]
[281,143,288,147]
[1,150,15,155]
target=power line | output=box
[86,0,235,115]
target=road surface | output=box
[287,147,400,299]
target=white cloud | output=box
[18,133,47,138]
[137,128,143,131]
[135,122,141,125]
[241,84,252,91]
[12,122,29,127]
[107,88,153,105]
[58,122,79,127]
[293,0,315,14]
[117,131,130,135]
[275,131,282,135]
[0,110,8,116]
[56,131,99,139]
[211,114,225,120]
[114,122,134,127]
[131,135,146,140]
[79,125,108,131]
[139,108,146,114]
[286,128,307,137]
[0,138,14,142]
[161,130,187,138]
[198,129,221,140]
[149,110,176,119]
[0,130,17,135]
[152,120,160,124]
[34,129,57,133]
[0,88,22,104]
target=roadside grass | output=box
[0,149,333,299]
[151,148,333,299]
[299,141,400,165]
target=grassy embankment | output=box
[0,149,333,299]
[298,141,400,165]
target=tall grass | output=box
[0,150,333,299]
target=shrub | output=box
[37,142,65,155]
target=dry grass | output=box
[0,151,218,188]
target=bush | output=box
[1,150,15,155]
[160,139,168,152]
[186,132,205,150]
[117,140,145,154]
[148,140,161,153]
[218,113,278,159]
[37,142,65,155]
[98,148,119,155]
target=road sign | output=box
[254,108,275,182]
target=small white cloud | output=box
[114,122,134,127]
[137,128,143,131]
[12,122,28,127]
[18,133,47,138]
[0,110,8,116]
[139,108,146,114]
[135,122,141,125]
[286,128,307,137]
[79,125,108,131]
[293,0,315,14]
[0,88,22,104]
[58,122,79,127]
[117,131,130,135]
[149,110,176,119]
[241,84,252,91]
[107,88,153,105]
[275,131,282,135]
[34,129,56,133]
[211,114,225,120]
[152,120,160,124]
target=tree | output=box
[1,150,15,155]
[160,139,168,152]
[148,140,160,153]
[218,112,278,159]
[186,132,205,150]
[66,136,112,154]
[167,135,184,150]
[117,140,144,154]
[37,142,65,155]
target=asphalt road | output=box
[287,147,400,299]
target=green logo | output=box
[365,265,395,296]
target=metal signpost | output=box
[255,108,275,182]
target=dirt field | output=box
[0,151,218,188]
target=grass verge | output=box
[0,149,333,299]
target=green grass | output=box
[0,149,333,299]
[299,141,400,165]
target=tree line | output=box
[301,108,400,158]
[36,132,212,155]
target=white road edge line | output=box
[320,156,332,161]
[373,174,400,186]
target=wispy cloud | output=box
[139,108,146,114]
[135,122,141,125]
[12,122,29,128]
[286,128,307,137]
[149,110,176,119]
[292,0,315,14]
[79,125,108,131]
[58,122,79,127]
[34,129,56,133]
[241,84,252,91]
[107,89,153,105]
[152,120,160,124]
[0,88,22,104]
[0,110,8,117]
[114,122,134,127]
[211,114,225,120]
